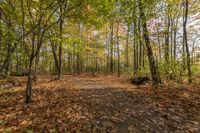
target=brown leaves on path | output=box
[0,75,200,132]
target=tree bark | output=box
[138,0,161,85]
[125,24,130,68]
[51,42,59,74]
[76,54,80,75]
[68,53,72,74]
[164,15,170,74]
[156,27,162,60]
[138,17,144,68]
[0,11,2,61]
[174,17,179,60]
[133,19,138,75]
[116,22,120,77]
[170,19,173,60]
[183,0,192,83]
[58,3,63,80]
[26,57,34,104]
[182,4,186,70]
[110,22,114,74]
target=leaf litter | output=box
[0,75,200,132]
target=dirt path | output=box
[62,76,200,133]
[0,75,200,132]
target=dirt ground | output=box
[0,75,200,133]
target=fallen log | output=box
[130,76,150,85]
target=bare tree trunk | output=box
[26,58,34,104]
[51,42,59,74]
[133,1,140,75]
[76,54,80,75]
[16,52,19,74]
[156,27,162,60]
[26,33,36,104]
[138,0,161,85]
[58,4,63,80]
[183,0,192,83]
[133,12,138,75]
[34,37,40,81]
[164,15,170,74]
[138,17,144,68]
[174,16,178,60]
[116,23,120,77]
[73,43,76,76]
[182,5,186,70]
[68,53,72,74]
[170,19,173,60]
[125,24,130,68]
[0,11,2,63]
[25,22,46,104]
[34,51,39,81]
[105,27,110,75]
[110,22,114,74]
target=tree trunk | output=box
[105,27,110,75]
[73,43,76,76]
[174,17,178,60]
[34,40,40,81]
[164,15,170,74]
[116,23,120,77]
[26,58,34,104]
[182,5,186,70]
[133,20,138,75]
[170,19,173,60]
[125,24,130,68]
[58,4,63,80]
[156,26,162,60]
[138,17,144,68]
[184,0,192,83]
[51,42,59,74]
[110,22,114,74]
[68,53,72,74]
[76,54,80,75]
[138,0,161,85]
[0,11,2,60]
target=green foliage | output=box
[26,129,34,133]
[0,0,199,84]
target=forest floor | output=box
[0,75,200,133]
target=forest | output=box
[0,0,200,132]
